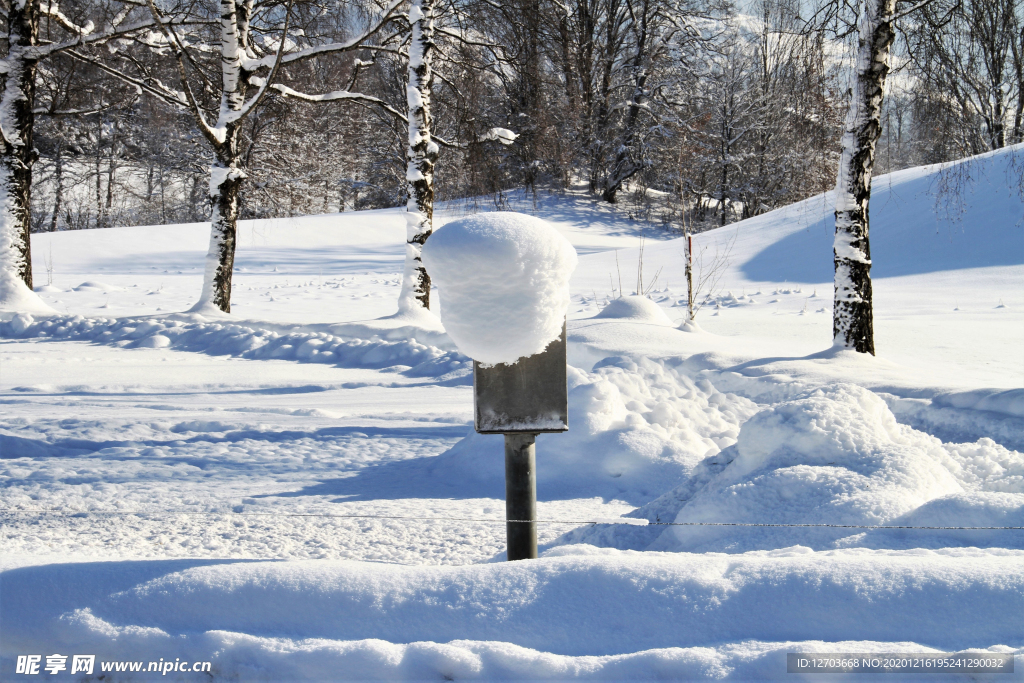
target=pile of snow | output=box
[413,357,758,502]
[594,295,675,326]
[477,127,518,145]
[0,267,56,317]
[2,548,1020,681]
[0,313,471,381]
[1,183,55,316]
[421,212,577,364]
[72,281,121,292]
[563,384,1024,552]
[932,388,1024,419]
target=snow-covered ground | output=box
[1,147,1022,680]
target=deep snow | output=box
[422,212,577,364]
[1,146,1022,680]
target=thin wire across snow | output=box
[3,508,1021,530]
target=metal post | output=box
[504,432,538,560]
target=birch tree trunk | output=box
[398,0,438,313]
[832,0,897,355]
[197,159,244,312]
[0,0,39,294]
[191,0,248,314]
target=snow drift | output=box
[0,313,471,382]
[409,357,758,503]
[2,547,1020,680]
[563,384,1024,552]
[595,295,675,325]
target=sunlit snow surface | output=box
[1,148,1022,679]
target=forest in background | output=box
[7,0,1022,235]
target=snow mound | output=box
[942,438,1024,492]
[73,281,120,291]
[4,549,1020,680]
[421,212,577,365]
[884,394,1024,451]
[934,388,1024,419]
[660,385,963,551]
[854,491,1024,549]
[32,284,61,293]
[418,357,758,502]
[563,384,1024,552]
[594,295,675,326]
[0,277,57,317]
[329,303,448,348]
[0,314,471,381]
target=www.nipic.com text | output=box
[15,654,212,675]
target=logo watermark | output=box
[15,655,212,676]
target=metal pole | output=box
[504,432,538,560]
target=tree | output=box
[1,0,156,300]
[399,0,438,312]
[831,0,900,354]
[268,0,514,314]
[117,0,403,313]
[905,0,1022,154]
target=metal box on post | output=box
[473,323,568,434]
[473,322,568,561]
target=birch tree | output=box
[831,0,898,354]
[1,1,156,301]
[129,0,402,313]
[256,0,438,314]
[267,0,513,315]
[399,0,437,312]
[396,0,516,312]
[833,0,1020,353]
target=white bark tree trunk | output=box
[191,0,247,314]
[2,0,148,309]
[193,162,244,312]
[0,0,39,300]
[398,0,439,313]
[833,0,897,355]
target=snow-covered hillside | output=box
[1,147,1022,680]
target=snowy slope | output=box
[2,146,1022,680]
[570,145,1024,390]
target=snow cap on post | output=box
[421,212,577,365]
